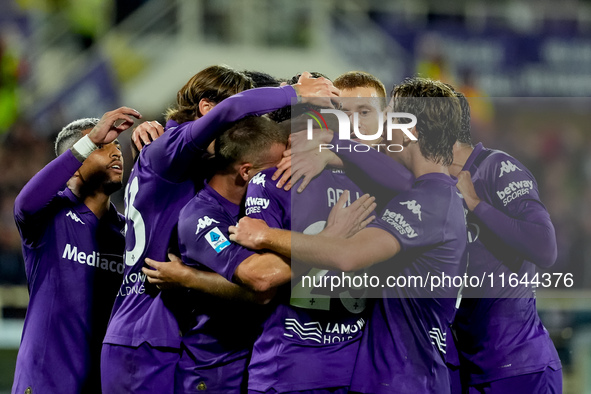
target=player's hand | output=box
[88,107,142,145]
[457,171,481,211]
[290,128,334,154]
[293,72,340,108]
[132,120,164,152]
[272,152,292,190]
[322,191,376,239]
[229,217,270,250]
[291,149,335,193]
[142,253,190,289]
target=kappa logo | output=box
[499,160,522,178]
[429,327,447,354]
[195,216,220,233]
[250,172,266,187]
[66,211,85,224]
[399,200,422,221]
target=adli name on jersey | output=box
[328,188,361,208]
[66,210,85,224]
[498,160,522,178]
[195,216,220,234]
[250,172,266,187]
[399,200,422,221]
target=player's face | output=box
[77,129,124,195]
[339,87,385,146]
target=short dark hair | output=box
[390,77,460,166]
[454,91,472,145]
[268,72,330,123]
[165,65,254,124]
[55,118,99,156]
[242,70,280,88]
[215,116,287,173]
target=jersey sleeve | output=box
[178,205,255,282]
[245,170,286,229]
[329,133,414,194]
[474,154,557,268]
[14,150,82,244]
[142,86,296,183]
[368,188,445,252]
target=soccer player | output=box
[169,116,292,393]
[230,77,467,393]
[12,107,141,394]
[289,71,413,197]
[449,93,562,393]
[241,112,372,394]
[101,65,339,393]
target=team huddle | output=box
[11,66,561,394]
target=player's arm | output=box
[186,72,339,149]
[147,74,339,181]
[230,222,397,272]
[328,132,414,193]
[457,170,557,268]
[230,192,385,271]
[142,254,275,304]
[15,107,140,220]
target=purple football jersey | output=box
[12,150,125,394]
[351,173,467,394]
[103,85,297,351]
[246,167,369,392]
[454,143,561,384]
[174,182,263,393]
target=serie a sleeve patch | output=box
[205,227,230,253]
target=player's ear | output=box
[239,163,253,181]
[197,99,215,118]
[402,126,418,146]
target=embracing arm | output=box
[231,224,397,272]
[329,133,414,193]
[472,201,557,268]
[143,254,276,304]
[458,170,557,268]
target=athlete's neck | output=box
[449,143,474,177]
[209,174,246,205]
[83,193,111,219]
[68,180,112,219]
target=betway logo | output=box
[62,243,124,274]
[250,173,266,187]
[66,211,84,224]
[245,197,269,209]
[381,209,418,238]
[196,216,219,233]
[399,200,422,221]
[496,180,533,206]
[499,160,522,178]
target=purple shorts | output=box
[249,389,349,394]
[100,342,180,394]
[467,367,562,394]
[174,346,249,393]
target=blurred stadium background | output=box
[0,0,591,392]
